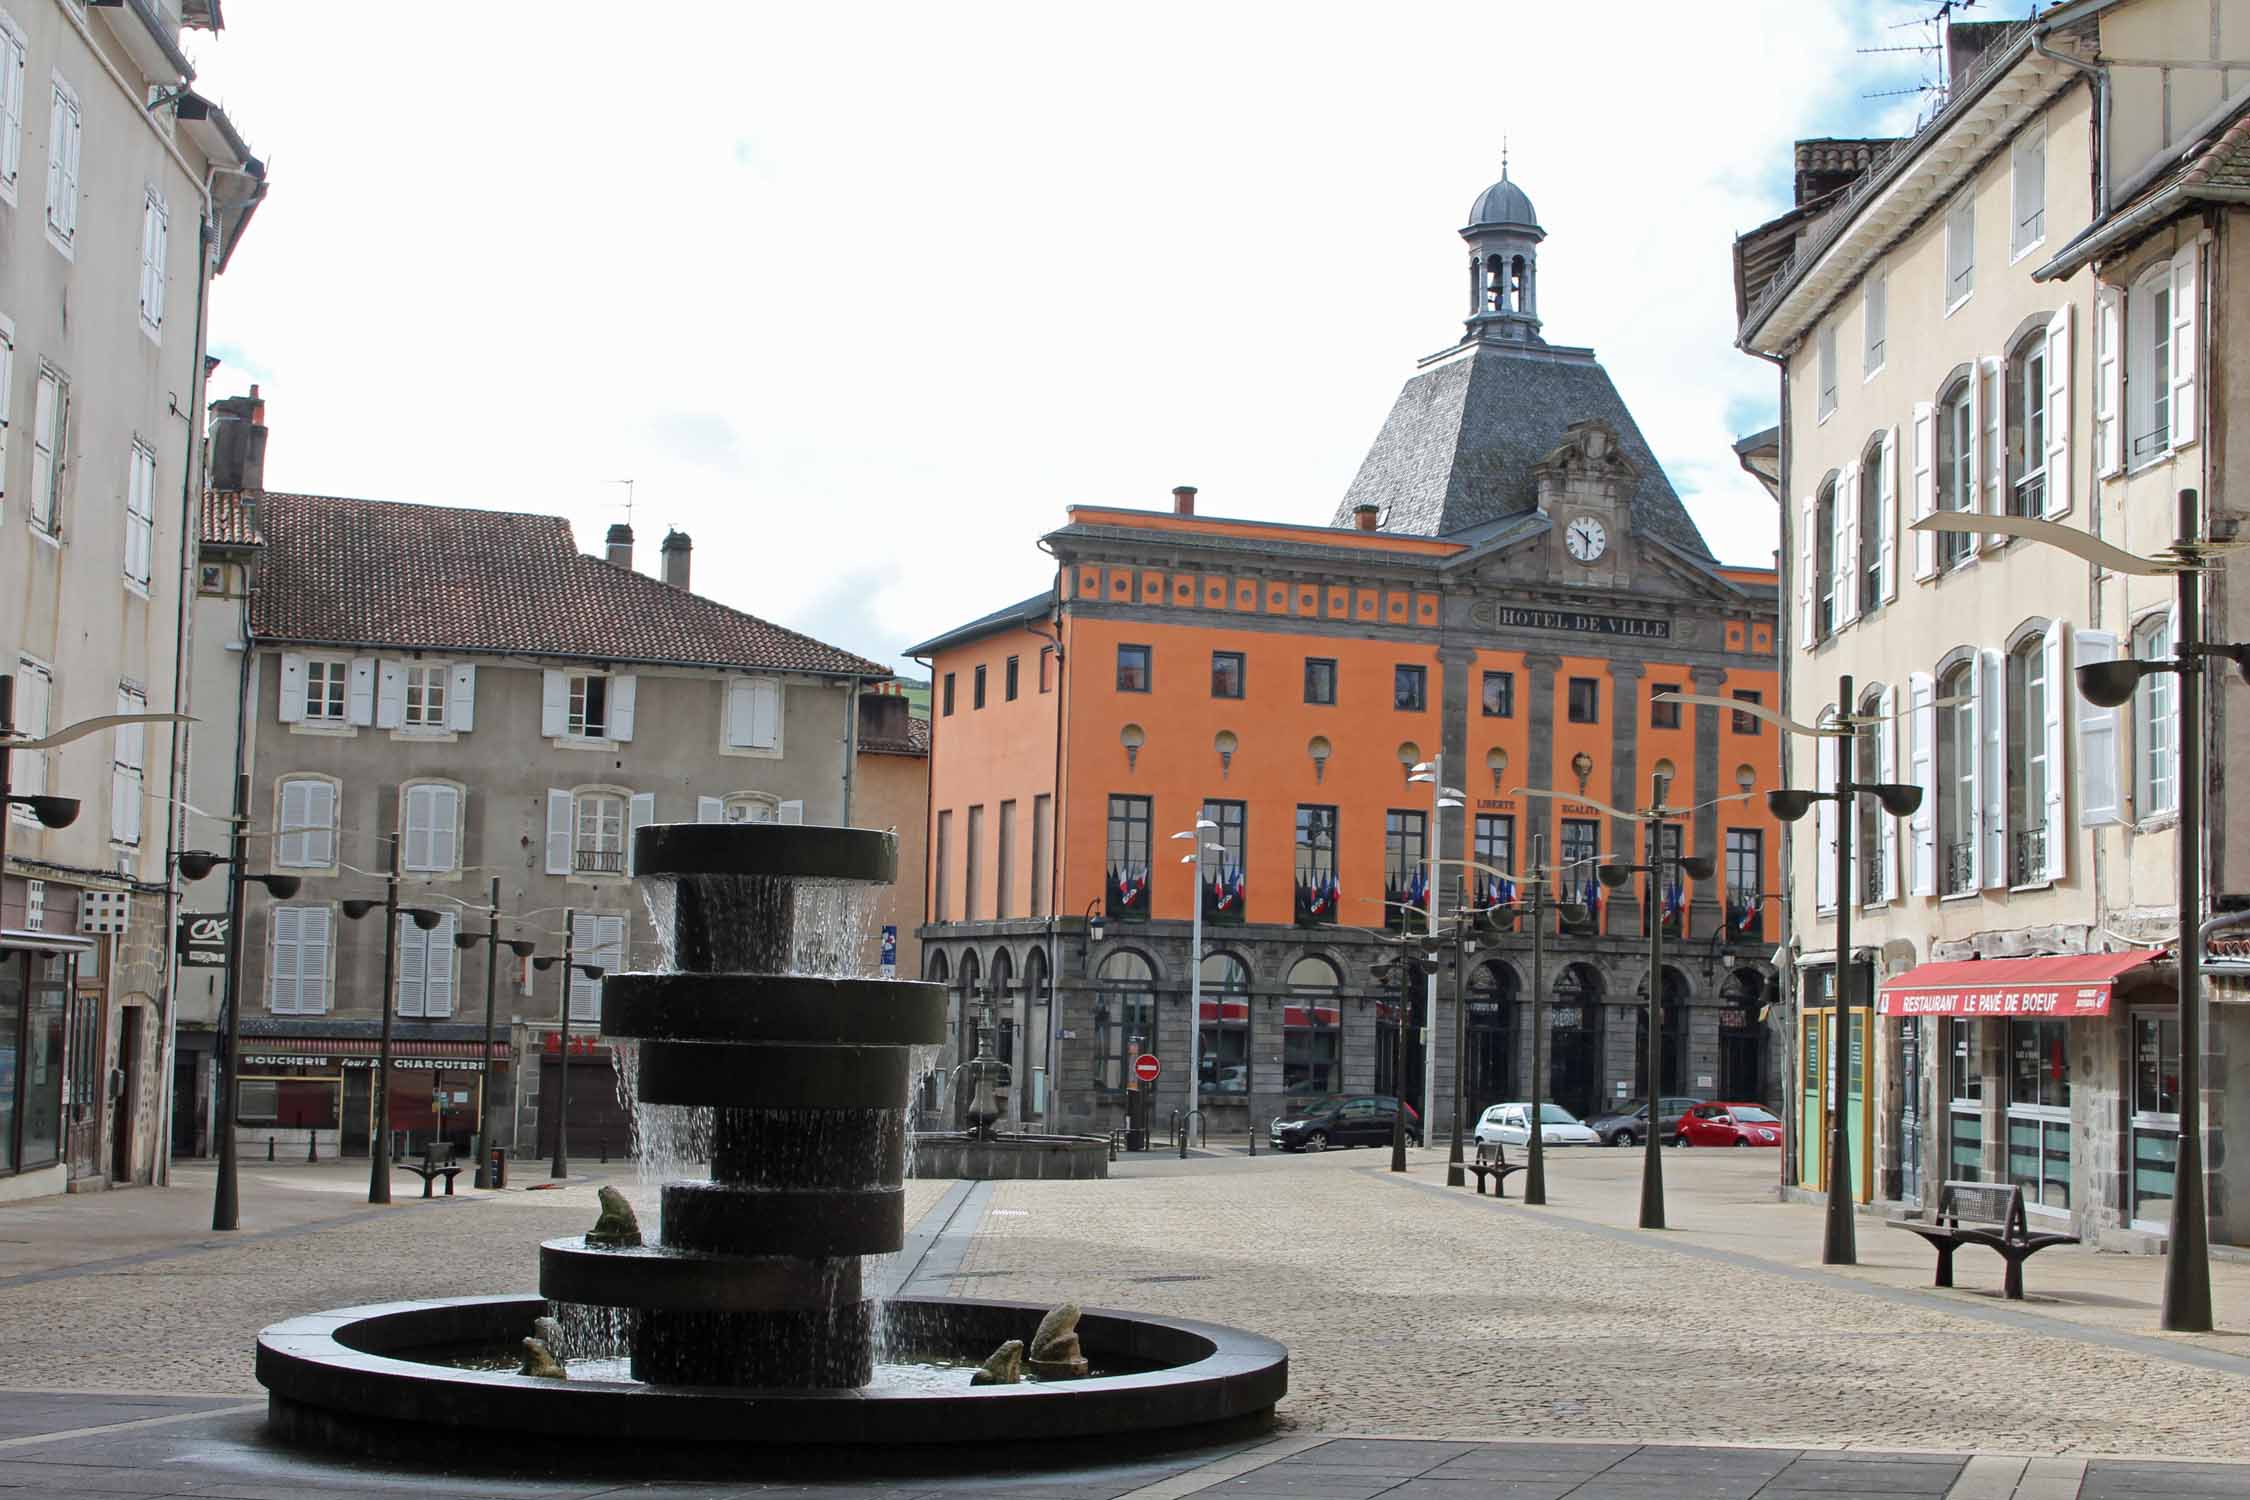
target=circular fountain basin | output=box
[257,1294,1286,1452]
[912,1133,1112,1181]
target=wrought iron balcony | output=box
[1942,840,1976,897]
[2010,825,2047,887]
[573,847,626,875]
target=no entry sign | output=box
[1133,1053,1161,1084]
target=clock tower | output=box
[1536,419,1636,590]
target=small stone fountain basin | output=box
[912,1132,1112,1181]
[258,1294,1287,1450]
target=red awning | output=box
[1875,951,2162,1020]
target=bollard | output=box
[307,1132,317,1163]
[267,1137,275,1162]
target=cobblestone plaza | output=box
[3,1149,2250,1495]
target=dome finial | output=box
[1501,135,1509,178]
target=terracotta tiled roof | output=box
[2175,101,2250,194]
[235,490,888,677]
[200,490,262,546]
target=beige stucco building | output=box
[0,0,261,1202]
[1737,0,2250,1249]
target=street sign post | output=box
[1133,1053,1161,1084]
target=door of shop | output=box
[1801,1008,1826,1191]
[539,1054,629,1161]
[64,992,100,1178]
[111,1006,141,1182]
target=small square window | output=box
[567,674,610,738]
[1481,671,1514,718]
[304,658,349,722]
[973,663,987,710]
[1394,665,1427,712]
[1567,678,1599,724]
[1304,658,1337,706]
[1117,644,1151,693]
[1005,655,1020,701]
[1211,652,1245,699]
[1651,683,1680,730]
[404,664,448,729]
[1732,691,1763,735]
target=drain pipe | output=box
[2031,22,2106,215]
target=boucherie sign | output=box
[1875,951,2159,1020]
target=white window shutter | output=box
[42,84,60,228]
[1877,684,1900,902]
[2171,244,2199,449]
[545,788,573,875]
[434,786,459,872]
[2075,629,2122,826]
[627,792,655,875]
[2044,305,2072,518]
[1814,730,1837,914]
[1977,648,2003,890]
[697,795,724,823]
[1981,357,2006,548]
[2040,620,2068,882]
[396,914,426,1017]
[541,670,567,738]
[610,674,637,741]
[307,781,335,867]
[724,679,752,747]
[448,664,476,732]
[428,913,455,1017]
[270,906,300,1012]
[306,907,332,1013]
[754,679,781,748]
[1909,672,1937,895]
[779,799,805,825]
[277,780,309,867]
[1834,462,1860,627]
[2095,288,2122,477]
[376,660,403,729]
[1911,403,1938,581]
[1878,427,1900,602]
[403,784,433,870]
[1797,492,1818,648]
[347,656,376,726]
[278,653,307,723]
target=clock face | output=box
[1565,516,1609,563]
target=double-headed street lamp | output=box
[336,834,445,1206]
[1915,493,2247,1331]
[530,908,607,1180]
[175,773,303,1232]
[1596,770,1717,1232]
[449,879,537,1188]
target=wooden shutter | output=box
[346,656,376,725]
[396,913,426,1017]
[1877,684,1899,902]
[1976,650,2002,890]
[1797,491,1818,647]
[545,789,573,874]
[427,913,456,1017]
[277,779,309,866]
[29,369,53,527]
[58,91,76,237]
[448,664,476,732]
[1970,357,1993,545]
[779,800,805,825]
[541,670,567,737]
[609,675,637,741]
[0,30,20,190]
[306,780,335,867]
[2075,629,2122,827]
[376,660,403,729]
[270,906,301,1013]
[627,792,655,875]
[2095,288,2122,476]
[1911,403,1937,580]
[433,785,459,872]
[1833,463,1859,627]
[2171,244,2199,449]
[753,679,781,748]
[697,796,724,823]
[2041,621,2068,882]
[403,786,434,871]
[111,688,144,847]
[1909,672,1937,895]
[303,908,331,1013]
[1878,427,1899,602]
[42,84,61,232]
[278,653,306,724]
[725,679,753,747]
[2044,305,2072,518]
[1814,727,1837,914]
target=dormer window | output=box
[568,673,608,738]
[303,658,348,722]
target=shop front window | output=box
[2006,1017,2071,1212]
[1284,956,1341,1098]
[2131,1011,2180,1232]
[1948,1017,1983,1182]
[1094,950,1155,1093]
[1198,953,1250,1099]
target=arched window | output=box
[1467,961,1519,1117]
[2127,264,2173,464]
[2006,627,2050,884]
[1814,472,1838,641]
[1198,952,1250,1098]
[1484,254,1507,312]
[1094,950,1155,1093]
[1937,658,1977,894]
[1549,963,1605,1119]
[273,774,339,871]
[1858,435,1885,616]
[2133,611,2178,816]
[987,949,1015,1065]
[400,779,463,875]
[2006,326,2048,517]
[1634,967,1693,1098]
[1937,374,1975,569]
[1285,956,1341,1097]
[1021,949,1051,1117]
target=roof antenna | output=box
[612,478,635,528]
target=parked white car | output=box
[1474,1102,1600,1148]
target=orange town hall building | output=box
[910,168,1784,1140]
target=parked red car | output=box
[1676,1102,1783,1147]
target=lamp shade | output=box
[453,932,479,950]
[2077,658,2154,708]
[1874,783,1924,819]
[339,898,377,920]
[258,875,303,900]
[24,794,78,829]
[175,850,222,881]
[1597,864,1632,890]
[508,939,537,959]
[1087,913,1107,945]
[1767,789,1816,823]
[408,908,443,932]
[1678,855,1716,880]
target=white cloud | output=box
[188,1,1937,672]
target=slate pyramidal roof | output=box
[1328,340,1716,560]
[202,490,889,678]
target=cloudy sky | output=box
[184,1,1943,674]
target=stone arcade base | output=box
[912,1134,1111,1181]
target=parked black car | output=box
[1585,1096,1703,1147]
[1269,1094,1423,1152]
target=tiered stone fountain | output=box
[256,822,1285,1455]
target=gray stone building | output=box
[182,400,891,1163]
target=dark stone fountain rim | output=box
[635,821,897,882]
[257,1294,1287,1449]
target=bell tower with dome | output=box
[1463,159,1544,343]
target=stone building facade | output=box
[914,171,1784,1144]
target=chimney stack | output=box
[605,522,634,571]
[208,383,268,492]
[1353,503,1379,532]
[1172,485,1197,516]
[858,687,911,744]
[661,528,693,591]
